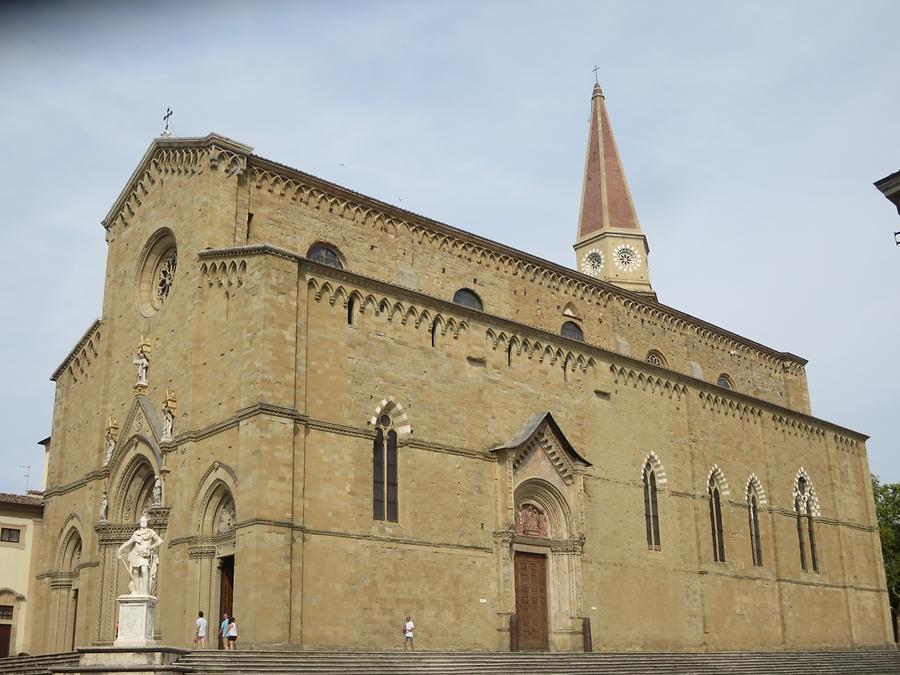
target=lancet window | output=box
[708,476,726,562]
[373,415,399,522]
[642,462,661,550]
[747,488,763,567]
[795,476,818,572]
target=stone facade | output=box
[26,101,892,653]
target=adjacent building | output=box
[0,492,43,657]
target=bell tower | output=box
[574,83,656,300]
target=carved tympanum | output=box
[515,503,549,538]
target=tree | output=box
[872,474,900,641]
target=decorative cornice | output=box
[699,390,763,422]
[610,364,688,399]
[102,134,252,231]
[104,135,810,369]
[772,414,827,439]
[245,153,809,368]
[197,248,864,442]
[50,318,102,382]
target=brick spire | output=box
[576,83,641,243]
[573,83,655,299]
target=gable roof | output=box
[491,411,591,467]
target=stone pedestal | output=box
[50,646,189,674]
[113,595,157,648]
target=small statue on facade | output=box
[151,475,162,508]
[161,390,176,440]
[132,338,152,390]
[99,491,109,524]
[104,416,119,465]
[116,512,164,596]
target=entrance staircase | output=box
[175,649,900,674]
[2,649,900,674]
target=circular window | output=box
[136,230,178,317]
[379,414,392,428]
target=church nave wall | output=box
[242,169,806,413]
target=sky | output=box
[0,0,897,494]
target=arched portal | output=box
[493,412,589,653]
[53,523,83,652]
[191,463,238,648]
[512,479,577,652]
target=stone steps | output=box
[4,649,900,674]
[0,652,79,675]
[176,649,900,674]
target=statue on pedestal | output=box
[151,475,162,508]
[161,390,177,440]
[104,416,119,465]
[99,492,109,524]
[132,338,152,393]
[117,513,164,596]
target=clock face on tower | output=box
[581,249,604,277]
[612,244,641,272]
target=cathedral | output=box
[26,84,892,654]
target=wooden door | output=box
[514,552,549,651]
[218,556,234,649]
[0,624,10,657]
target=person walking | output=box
[402,616,415,651]
[225,616,238,650]
[193,611,208,649]
[219,612,229,650]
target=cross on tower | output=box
[592,65,600,85]
[162,107,173,136]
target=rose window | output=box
[155,249,177,304]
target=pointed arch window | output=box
[642,462,661,550]
[373,416,398,522]
[452,288,483,311]
[747,489,762,567]
[795,476,818,572]
[560,321,584,342]
[347,295,357,326]
[708,477,726,562]
[717,373,734,390]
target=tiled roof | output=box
[0,492,43,507]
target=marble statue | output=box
[151,475,162,507]
[99,491,109,523]
[161,390,176,440]
[162,409,174,439]
[116,513,164,596]
[133,346,150,387]
[104,417,118,464]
